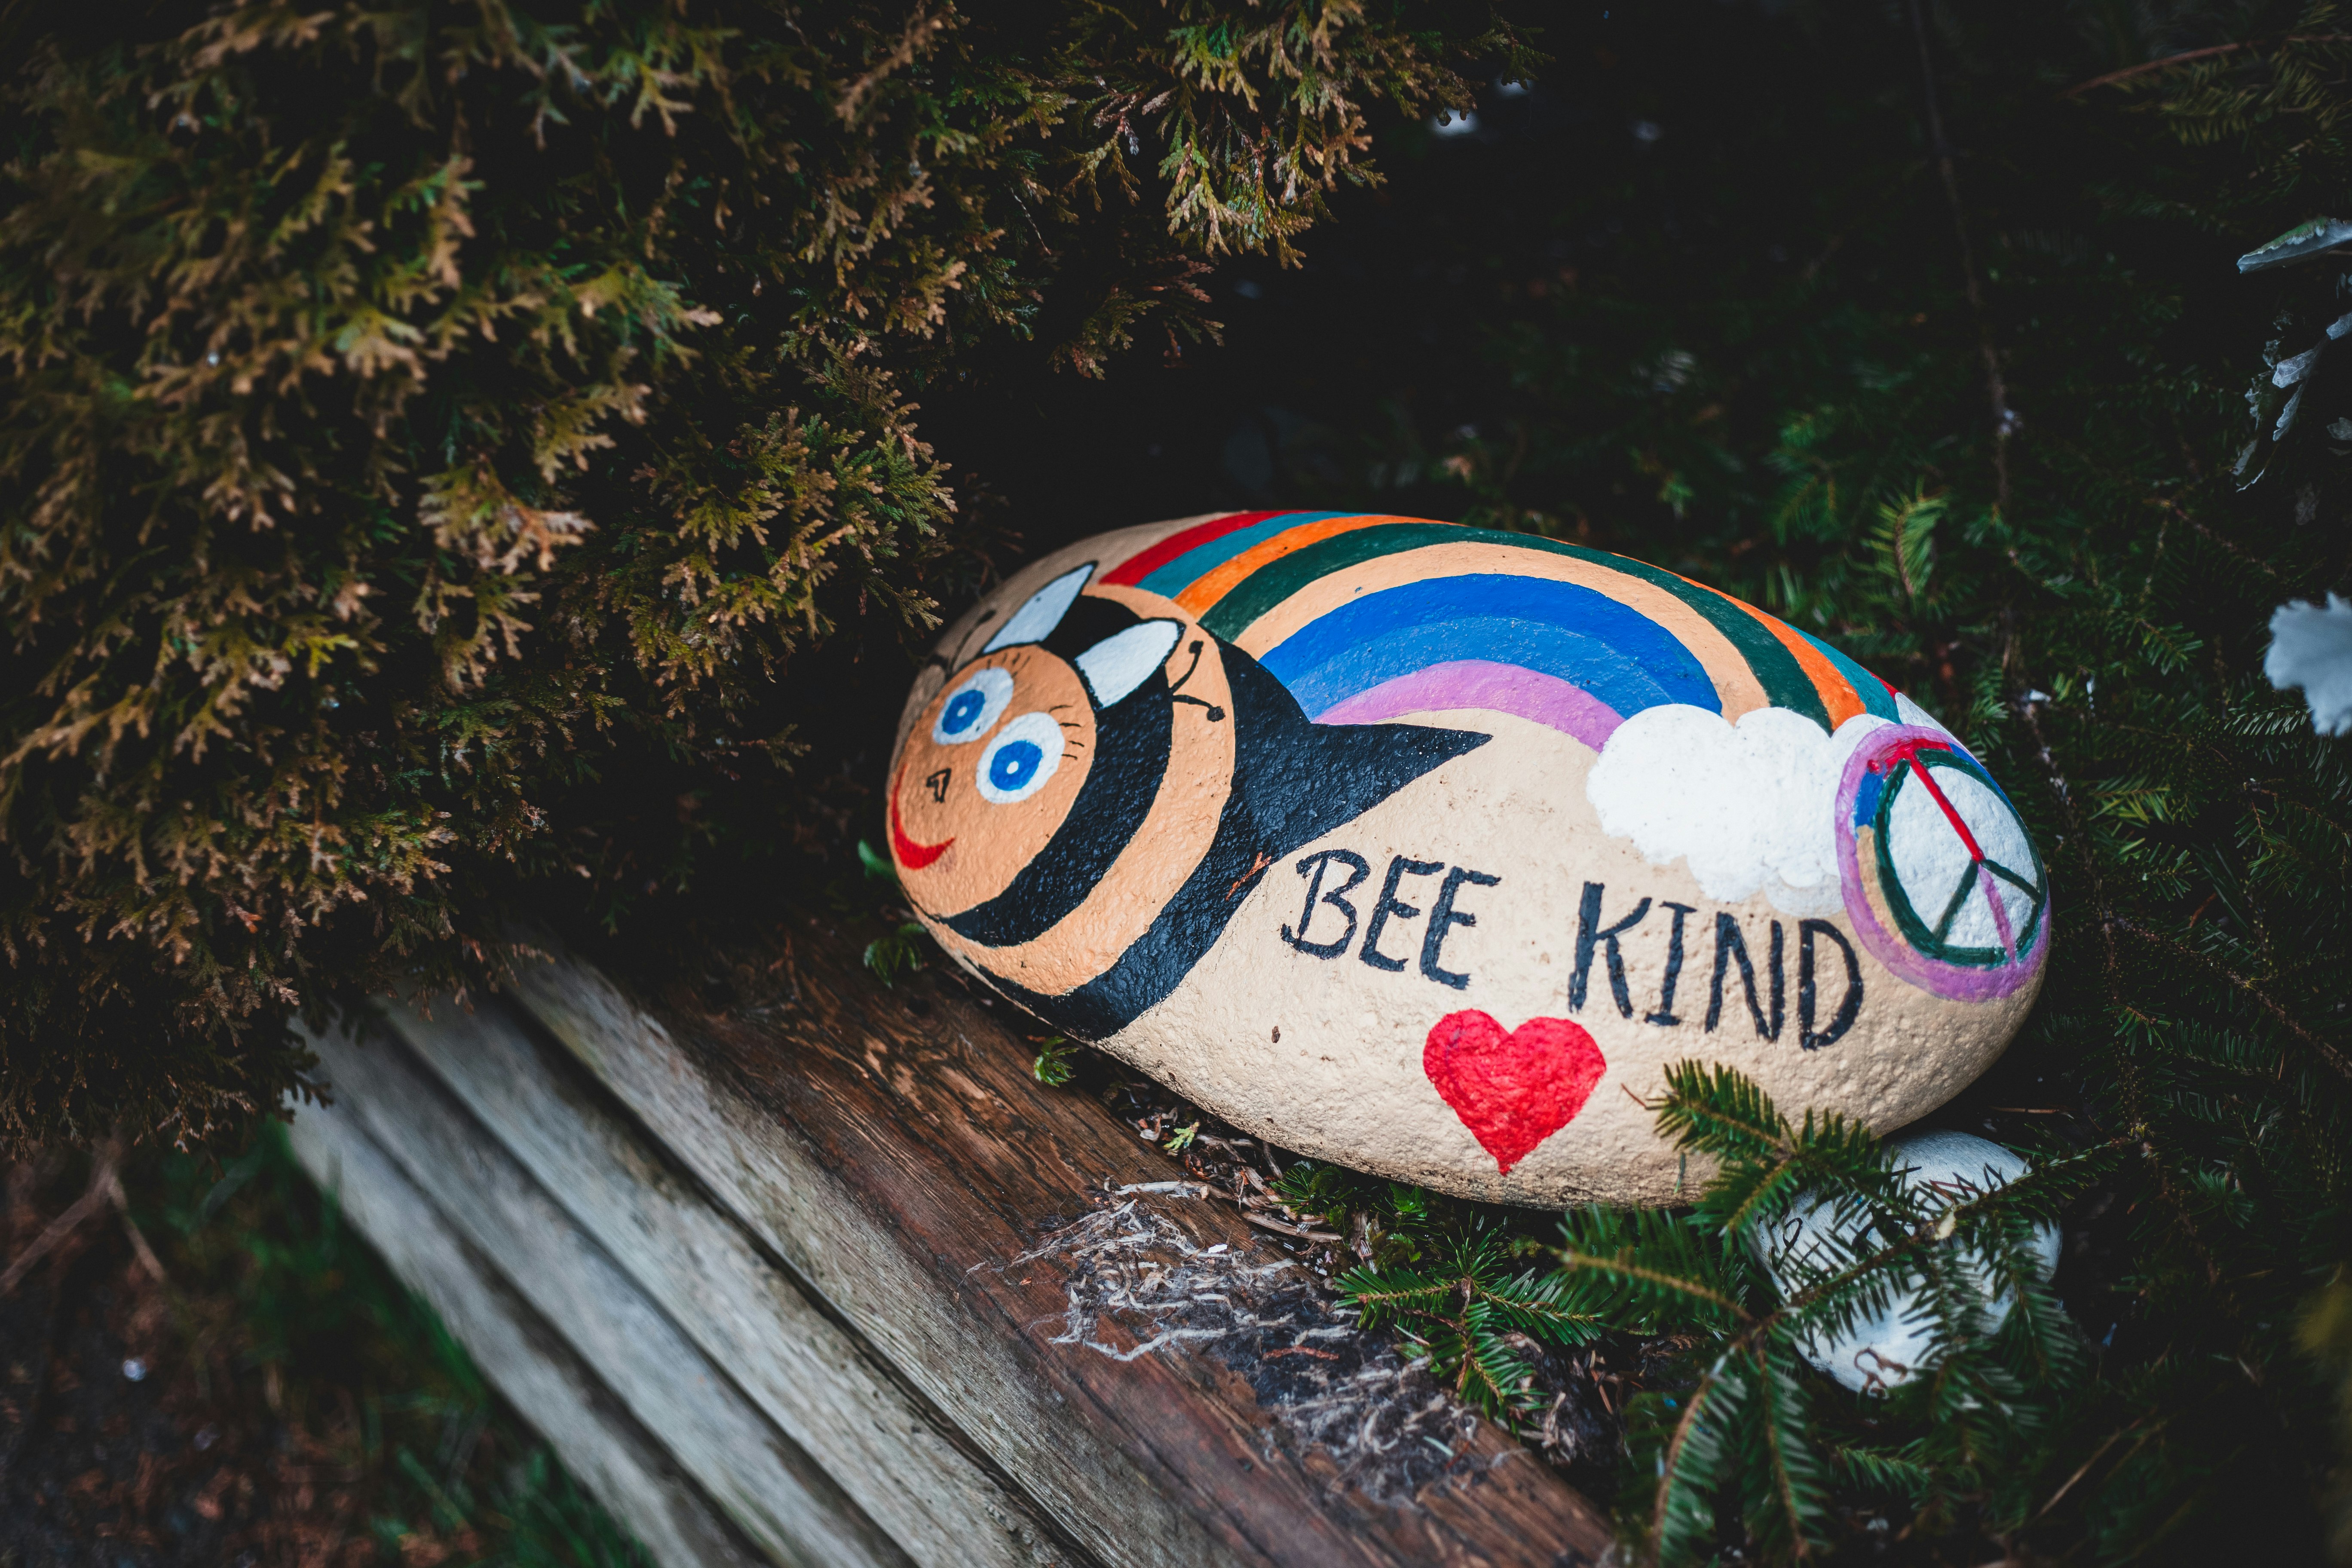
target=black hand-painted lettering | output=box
[1360,856,1444,972]
[1421,866,1500,990]
[1644,902,1697,1025]
[1571,882,1652,1017]
[924,767,952,803]
[1705,913,1785,1041]
[1281,850,1370,958]
[1798,919,1864,1050]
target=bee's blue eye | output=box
[989,741,1043,793]
[976,712,1065,804]
[943,689,987,733]
[931,667,1013,744]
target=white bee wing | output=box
[980,563,1094,652]
[1075,619,1183,707]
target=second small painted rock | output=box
[1756,1129,2061,1390]
[889,512,2049,1204]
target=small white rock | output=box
[1755,1128,2062,1392]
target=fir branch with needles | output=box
[1340,1229,1610,1421]
[1538,1065,2129,1563]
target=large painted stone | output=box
[888,512,2049,1204]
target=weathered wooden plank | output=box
[283,1091,768,1568]
[505,918,1616,1568]
[363,992,1073,1568]
[297,1015,916,1568]
[509,956,1230,1568]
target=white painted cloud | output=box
[1586,704,1889,916]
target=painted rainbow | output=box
[1101,510,1899,747]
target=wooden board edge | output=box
[501,930,1619,1568]
[501,947,1247,1568]
[359,993,1085,1568]
[296,1014,922,1568]
[284,1089,777,1568]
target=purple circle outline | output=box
[1834,726,2049,1004]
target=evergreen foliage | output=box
[11,0,2352,1557]
[0,0,1523,1151]
[1339,1227,1607,1417]
[1561,1067,2122,1562]
[1207,3,2352,1558]
[1029,1034,1079,1086]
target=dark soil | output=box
[0,1138,644,1568]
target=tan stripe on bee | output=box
[921,583,1235,998]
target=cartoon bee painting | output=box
[890,559,1489,1038]
[891,511,2046,1205]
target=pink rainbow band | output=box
[1312,660,1623,752]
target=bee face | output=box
[889,569,1262,1006]
[891,647,1097,916]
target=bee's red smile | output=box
[889,778,952,870]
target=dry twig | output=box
[0,1140,120,1299]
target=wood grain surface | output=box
[361,993,1071,1568]
[297,1013,923,1568]
[284,1078,771,1568]
[500,918,1615,1568]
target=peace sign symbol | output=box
[1836,726,2049,1003]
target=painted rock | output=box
[1755,1129,2062,1391]
[888,512,2049,1204]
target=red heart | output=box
[1423,1011,1607,1175]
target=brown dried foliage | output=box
[0,0,1528,1155]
